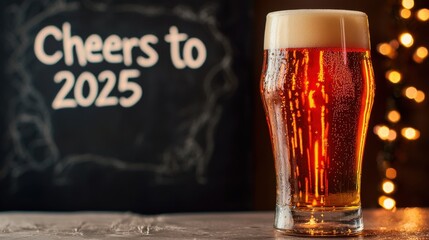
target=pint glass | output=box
[260,10,375,236]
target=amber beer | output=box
[261,10,375,236]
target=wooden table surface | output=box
[0,208,428,239]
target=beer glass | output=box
[260,9,375,236]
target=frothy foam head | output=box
[264,9,370,49]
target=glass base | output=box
[274,204,363,236]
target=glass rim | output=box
[267,9,367,17]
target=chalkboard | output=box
[0,0,252,213]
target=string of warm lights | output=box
[373,0,428,210]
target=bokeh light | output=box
[379,196,396,210]
[401,127,420,140]
[389,40,400,49]
[385,70,402,84]
[416,8,429,21]
[404,86,418,99]
[387,110,401,123]
[374,125,390,140]
[400,8,412,19]
[399,32,414,47]
[415,91,425,103]
[382,180,396,194]
[386,168,397,179]
[387,129,397,141]
[377,43,396,58]
[402,0,414,9]
[413,46,428,63]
